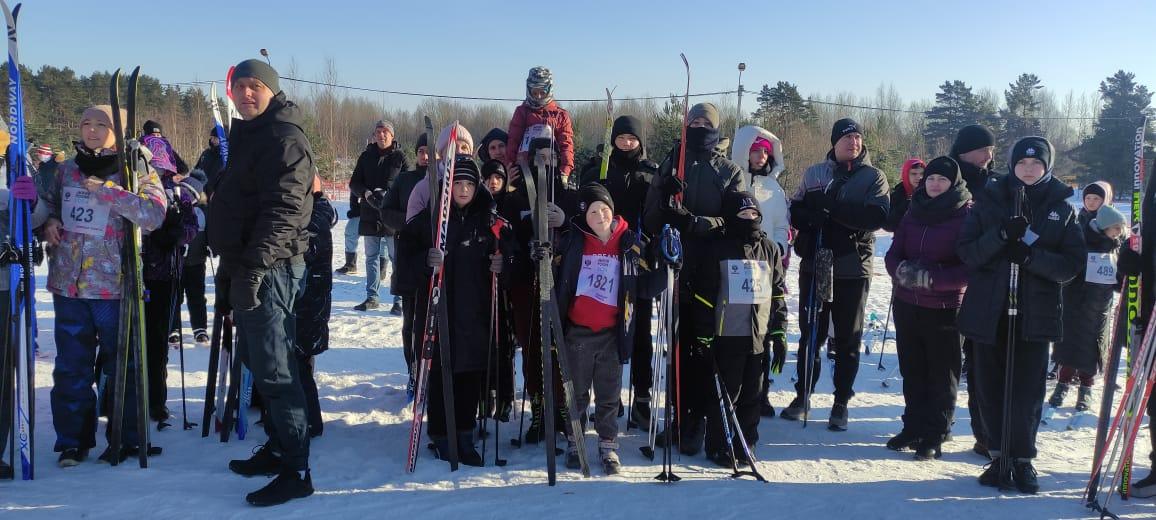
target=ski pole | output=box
[877,291,894,371]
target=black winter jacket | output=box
[956,174,1085,345]
[296,192,337,356]
[350,142,408,236]
[206,93,315,271]
[1053,209,1122,373]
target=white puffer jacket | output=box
[731,125,789,254]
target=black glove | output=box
[230,266,266,311]
[366,188,387,210]
[529,241,551,261]
[770,334,787,374]
[346,208,357,219]
[803,189,836,214]
[660,175,686,198]
[664,205,695,232]
[1000,216,1029,242]
[1118,247,1142,276]
[637,160,659,176]
[1005,240,1031,265]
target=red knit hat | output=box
[750,137,773,155]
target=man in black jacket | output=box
[349,120,409,311]
[950,123,998,459]
[782,118,889,431]
[206,59,315,507]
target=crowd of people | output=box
[1,59,1155,508]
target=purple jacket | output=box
[884,204,971,309]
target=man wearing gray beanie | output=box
[207,58,315,506]
[349,119,408,311]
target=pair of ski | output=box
[1085,116,1150,519]
[1040,403,1095,430]
[0,0,38,480]
[199,73,253,443]
[105,66,158,467]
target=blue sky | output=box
[15,0,1156,110]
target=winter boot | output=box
[709,449,738,469]
[1012,459,1039,494]
[886,430,920,451]
[679,417,706,456]
[335,253,357,275]
[0,460,11,478]
[246,469,313,506]
[565,437,581,470]
[194,328,210,346]
[390,297,403,317]
[523,395,544,445]
[167,332,181,349]
[1047,382,1070,408]
[914,436,943,461]
[978,456,1013,488]
[457,431,484,467]
[1132,470,1156,498]
[57,447,88,467]
[779,397,806,421]
[353,298,380,311]
[760,397,776,418]
[229,444,282,477]
[1075,385,1093,412]
[828,402,849,431]
[495,399,513,423]
[628,396,651,429]
[599,439,621,475]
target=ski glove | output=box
[546,203,566,228]
[1000,216,1029,242]
[230,266,265,312]
[660,175,686,198]
[427,248,444,269]
[1005,240,1031,265]
[663,205,695,232]
[1118,247,1142,276]
[489,253,504,274]
[11,176,36,202]
[895,260,931,290]
[770,333,787,374]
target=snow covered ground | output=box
[2,201,1154,519]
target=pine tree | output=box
[1000,73,1044,146]
[1075,70,1153,188]
[923,80,997,151]
[648,94,684,160]
[752,81,815,135]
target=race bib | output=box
[61,186,112,237]
[725,259,772,305]
[519,124,553,152]
[576,254,620,307]
[1085,252,1117,285]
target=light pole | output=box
[736,62,746,131]
[259,48,272,65]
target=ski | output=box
[200,312,224,437]
[220,316,240,442]
[220,68,252,440]
[1,0,37,480]
[597,88,614,180]
[405,118,458,472]
[108,66,152,467]
[1118,115,1148,500]
[1040,405,1058,426]
[522,134,557,484]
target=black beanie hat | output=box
[923,156,961,184]
[722,190,760,218]
[482,159,506,181]
[611,115,643,142]
[578,182,614,214]
[950,124,995,156]
[143,120,162,135]
[232,58,281,94]
[414,132,428,153]
[1009,136,1053,174]
[830,118,862,146]
[1083,182,1106,200]
[478,128,509,162]
[453,155,480,185]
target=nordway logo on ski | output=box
[1048,211,1060,221]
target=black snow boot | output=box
[1075,385,1093,412]
[57,447,89,467]
[627,397,651,429]
[828,402,849,431]
[1012,459,1039,494]
[246,469,313,506]
[1047,383,1069,408]
[913,436,943,461]
[779,396,805,421]
[353,298,380,311]
[886,430,920,451]
[1132,470,1156,498]
[0,460,11,478]
[978,457,1013,489]
[679,417,705,456]
[335,253,357,275]
[229,444,282,477]
[457,431,484,467]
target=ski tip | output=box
[679,53,688,65]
